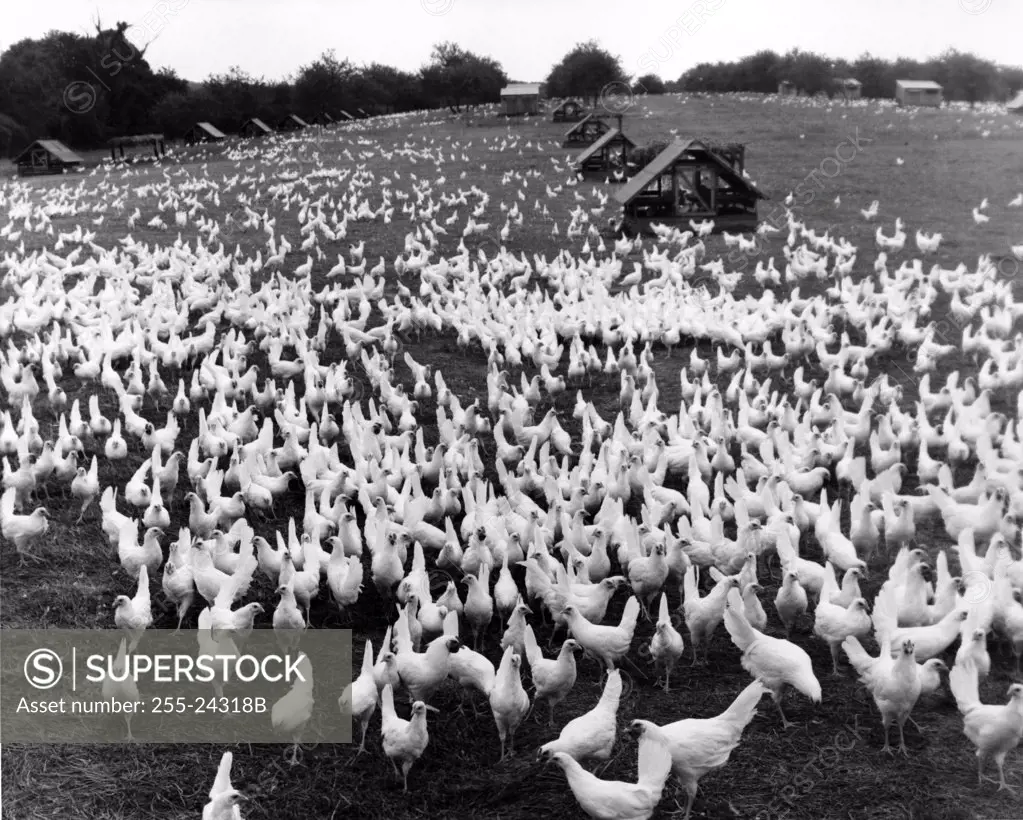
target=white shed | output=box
[501,83,542,116]
[895,80,942,108]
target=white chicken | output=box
[380,683,437,791]
[539,669,622,763]
[627,679,766,820]
[488,646,530,760]
[723,588,821,728]
[338,639,379,754]
[547,727,672,820]
[949,659,1023,791]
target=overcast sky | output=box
[5,0,1020,83]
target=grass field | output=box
[2,92,1023,820]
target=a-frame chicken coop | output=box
[15,140,83,176]
[614,139,766,234]
[278,114,309,131]
[551,98,585,123]
[562,113,612,148]
[184,122,226,145]
[573,128,636,180]
[240,118,273,138]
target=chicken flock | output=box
[3,105,1023,820]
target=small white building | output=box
[501,83,542,116]
[895,80,942,108]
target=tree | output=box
[419,42,506,112]
[677,62,716,91]
[203,66,268,129]
[151,88,217,137]
[293,50,355,117]
[1000,65,1023,97]
[777,49,834,97]
[735,51,782,93]
[358,63,421,113]
[851,52,890,99]
[0,21,184,154]
[673,48,1013,102]
[545,41,628,106]
[635,74,665,95]
[937,49,1002,106]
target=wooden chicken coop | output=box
[501,83,542,116]
[836,78,862,101]
[240,118,273,138]
[573,127,636,180]
[551,98,585,123]
[15,140,83,176]
[614,139,766,235]
[184,122,226,144]
[278,114,309,131]
[895,79,943,108]
[562,113,612,148]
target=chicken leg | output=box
[17,549,46,565]
[829,644,843,677]
[982,755,1017,793]
[773,692,795,730]
[880,718,893,754]
[896,720,910,756]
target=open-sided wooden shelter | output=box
[573,128,635,179]
[614,139,766,234]
[562,114,611,148]
[184,122,225,144]
[551,99,585,123]
[109,133,165,161]
[15,139,83,176]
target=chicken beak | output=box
[423,704,440,713]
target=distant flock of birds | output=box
[2,108,1023,820]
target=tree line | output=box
[0,26,511,156]
[1,23,1020,158]
[675,48,1023,104]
